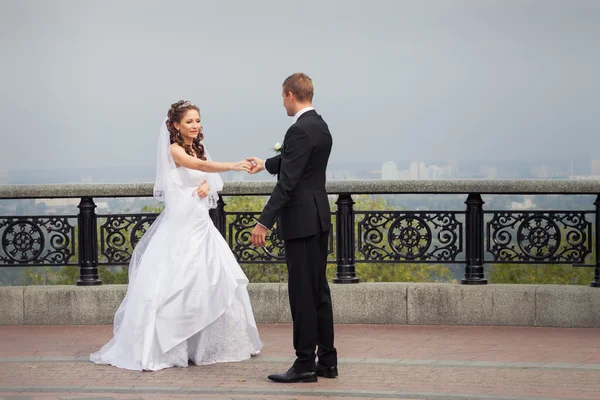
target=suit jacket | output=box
[257,110,332,240]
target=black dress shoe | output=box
[267,367,317,383]
[316,363,338,378]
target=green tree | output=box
[488,263,594,285]
[487,246,595,285]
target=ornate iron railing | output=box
[0,216,77,267]
[1,180,599,287]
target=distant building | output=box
[480,166,499,179]
[381,161,398,180]
[511,195,536,210]
[418,162,427,179]
[425,165,446,179]
[398,170,411,179]
[532,165,552,179]
[409,162,419,180]
[447,160,458,178]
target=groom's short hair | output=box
[282,73,313,102]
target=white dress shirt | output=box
[292,106,315,124]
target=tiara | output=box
[177,101,194,109]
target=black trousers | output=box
[284,230,337,372]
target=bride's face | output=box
[174,110,202,140]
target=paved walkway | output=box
[0,324,599,400]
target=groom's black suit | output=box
[257,109,337,373]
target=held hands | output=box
[230,157,264,174]
[247,157,265,175]
[232,160,252,172]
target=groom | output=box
[248,72,338,383]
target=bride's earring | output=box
[177,130,183,141]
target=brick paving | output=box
[0,324,599,400]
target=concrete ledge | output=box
[0,286,24,325]
[332,283,407,324]
[247,283,280,324]
[1,283,599,327]
[2,179,600,199]
[535,285,600,328]
[23,285,127,325]
[407,284,536,326]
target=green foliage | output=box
[223,196,267,212]
[23,265,128,285]
[99,266,129,284]
[488,263,594,285]
[0,267,26,286]
[142,204,165,213]
[353,264,454,283]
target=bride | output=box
[90,100,263,371]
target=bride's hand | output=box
[232,160,252,172]
[195,181,210,199]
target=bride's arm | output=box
[170,145,250,173]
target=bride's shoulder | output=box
[169,143,184,155]
[169,144,184,168]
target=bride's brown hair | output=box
[166,100,206,160]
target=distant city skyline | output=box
[376,158,600,181]
[1,158,599,186]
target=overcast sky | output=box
[1,0,598,173]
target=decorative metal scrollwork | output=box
[229,213,286,262]
[228,213,334,263]
[357,212,463,262]
[0,217,76,265]
[487,212,592,262]
[99,214,158,264]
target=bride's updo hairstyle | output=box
[166,100,206,160]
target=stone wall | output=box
[2,283,599,327]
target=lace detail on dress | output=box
[207,193,219,210]
[186,290,258,365]
[152,289,260,369]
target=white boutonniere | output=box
[272,142,282,153]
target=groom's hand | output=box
[247,157,265,175]
[251,224,268,247]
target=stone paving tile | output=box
[1,324,600,400]
[2,325,599,364]
[1,361,599,399]
[1,396,428,400]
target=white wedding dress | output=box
[90,163,263,371]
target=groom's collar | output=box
[292,106,315,124]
